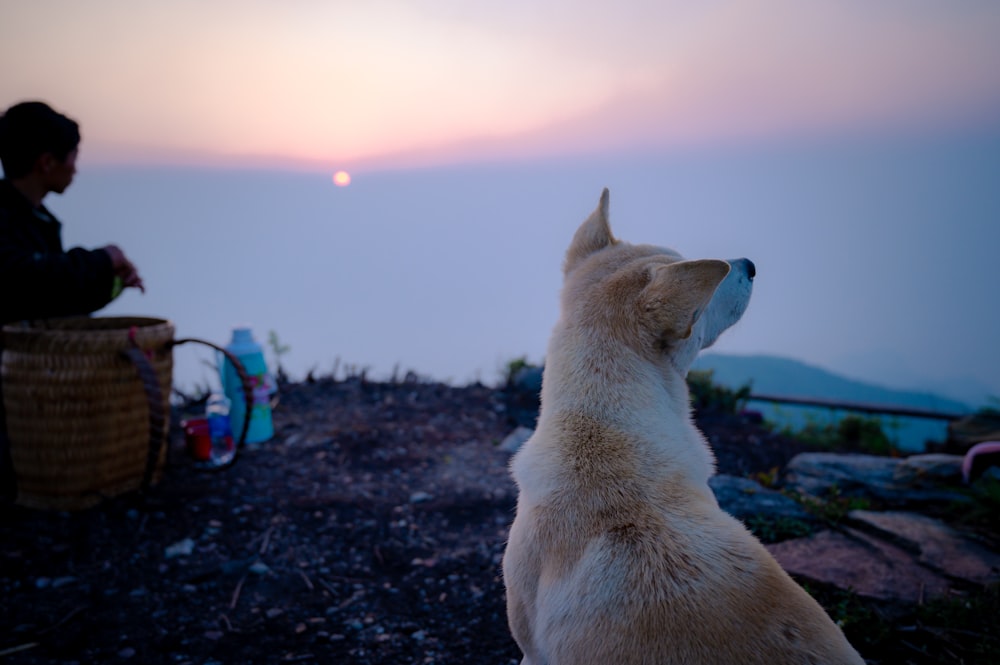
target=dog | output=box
[502,189,863,664]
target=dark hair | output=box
[0,101,81,179]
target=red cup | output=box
[182,418,212,461]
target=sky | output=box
[4,1,1000,170]
[3,1,1000,405]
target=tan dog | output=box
[502,190,863,664]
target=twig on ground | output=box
[316,578,341,597]
[38,605,86,636]
[260,526,274,555]
[230,574,248,610]
[0,643,38,657]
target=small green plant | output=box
[267,330,291,382]
[505,356,529,380]
[749,466,780,489]
[816,587,890,650]
[948,475,1000,539]
[744,515,814,543]
[976,396,1000,417]
[792,484,871,526]
[502,355,541,388]
[687,369,751,415]
[913,583,1000,662]
[839,414,895,455]
[784,413,897,456]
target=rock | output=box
[784,453,897,496]
[946,412,1000,453]
[894,454,964,486]
[709,475,811,522]
[767,528,952,603]
[504,365,543,428]
[980,466,1000,484]
[164,538,196,559]
[249,561,271,575]
[783,453,970,506]
[409,491,433,504]
[511,365,543,394]
[849,510,1000,587]
[51,576,76,589]
[499,426,533,454]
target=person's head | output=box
[0,101,81,193]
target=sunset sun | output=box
[333,170,351,187]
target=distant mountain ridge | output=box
[692,353,972,416]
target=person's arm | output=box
[102,244,145,293]
[0,210,118,322]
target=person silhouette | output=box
[1,100,144,324]
[0,100,145,501]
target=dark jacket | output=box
[0,179,115,325]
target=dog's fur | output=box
[502,190,863,665]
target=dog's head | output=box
[560,188,754,375]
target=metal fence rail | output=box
[747,393,967,422]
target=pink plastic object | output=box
[961,441,1000,483]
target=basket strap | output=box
[169,337,254,471]
[0,335,16,503]
[121,344,168,491]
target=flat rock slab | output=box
[767,528,953,603]
[784,453,969,506]
[709,474,811,521]
[849,510,1000,586]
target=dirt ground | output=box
[0,376,943,664]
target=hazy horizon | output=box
[4,2,999,407]
[36,128,1000,408]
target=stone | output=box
[249,561,271,575]
[849,510,1000,587]
[409,491,433,504]
[784,453,897,496]
[511,365,543,394]
[51,576,76,589]
[980,466,1000,484]
[947,412,1000,452]
[708,475,811,521]
[499,426,533,454]
[783,452,970,507]
[893,454,963,486]
[164,538,196,559]
[767,528,952,603]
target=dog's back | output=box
[503,190,863,664]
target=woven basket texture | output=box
[2,316,174,511]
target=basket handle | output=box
[121,344,170,490]
[169,337,255,472]
[121,336,254,485]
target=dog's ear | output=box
[640,260,731,340]
[565,188,615,275]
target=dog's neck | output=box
[539,327,688,421]
[533,326,716,485]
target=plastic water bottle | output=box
[204,393,235,466]
[219,327,274,446]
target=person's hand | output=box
[102,244,145,293]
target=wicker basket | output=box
[1,316,175,511]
